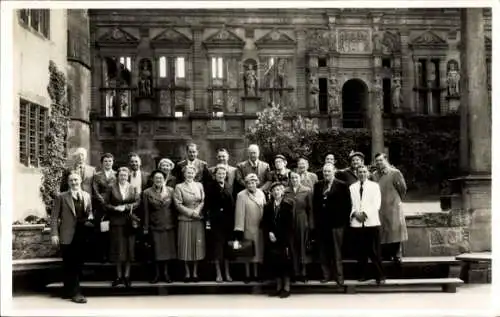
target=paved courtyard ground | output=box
[9,284,493,315]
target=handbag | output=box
[100,216,110,233]
[127,205,141,233]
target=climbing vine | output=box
[40,61,70,215]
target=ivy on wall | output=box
[39,61,70,215]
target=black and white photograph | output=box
[0,1,497,316]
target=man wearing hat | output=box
[338,151,366,186]
[262,154,291,193]
[316,153,336,181]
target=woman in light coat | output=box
[234,173,266,281]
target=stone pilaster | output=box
[192,26,205,112]
[371,55,384,157]
[426,59,434,114]
[400,28,415,113]
[307,54,319,114]
[295,28,307,111]
[438,59,447,113]
[328,53,341,127]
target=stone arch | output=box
[342,78,369,128]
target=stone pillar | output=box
[66,9,91,156]
[371,55,384,158]
[192,26,205,112]
[462,9,491,174]
[450,8,491,253]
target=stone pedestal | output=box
[449,175,491,252]
[242,96,261,113]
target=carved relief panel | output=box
[306,28,337,53]
[337,29,371,53]
[158,90,171,116]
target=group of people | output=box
[50,143,408,303]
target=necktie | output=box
[360,183,364,199]
[133,171,137,178]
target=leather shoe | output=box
[336,278,345,286]
[124,277,132,288]
[320,277,331,284]
[150,275,160,284]
[268,289,281,297]
[279,290,290,298]
[376,278,386,285]
[111,277,123,287]
[71,294,87,304]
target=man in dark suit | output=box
[175,143,210,184]
[235,144,271,191]
[60,147,96,194]
[313,163,351,285]
[128,152,150,194]
[51,172,93,304]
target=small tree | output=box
[40,61,70,215]
[246,104,318,167]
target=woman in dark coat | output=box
[143,170,176,283]
[285,172,313,281]
[205,164,235,282]
[262,182,295,298]
[104,167,140,287]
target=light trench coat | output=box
[372,167,408,244]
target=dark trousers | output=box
[61,224,87,297]
[381,242,401,260]
[319,227,344,281]
[353,226,385,280]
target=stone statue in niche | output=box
[138,59,153,97]
[243,59,258,96]
[446,60,460,97]
[119,88,130,117]
[275,58,287,89]
[309,71,319,109]
[392,75,402,110]
[372,31,383,52]
[428,62,436,88]
[328,74,340,114]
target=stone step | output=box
[45,277,463,293]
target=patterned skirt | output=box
[177,220,205,261]
[152,229,177,261]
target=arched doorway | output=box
[342,79,368,128]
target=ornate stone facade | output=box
[89,9,492,169]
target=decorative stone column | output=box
[192,26,205,112]
[400,28,415,113]
[450,8,491,253]
[295,28,308,111]
[371,56,384,158]
[438,59,447,113]
[328,53,341,127]
[426,59,435,114]
[307,54,319,113]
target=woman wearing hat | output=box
[234,173,267,281]
[285,171,313,282]
[263,154,291,192]
[262,182,295,298]
[157,158,177,188]
[174,165,206,282]
[142,170,176,283]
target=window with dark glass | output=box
[318,78,328,114]
[19,100,48,167]
[18,9,50,39]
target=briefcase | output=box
[227,239,255,259]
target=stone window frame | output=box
[257,53,295,108]
[205,52,242,114]
[18,9,50,40]
[99,53,136,118]
[19,99,48,168]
